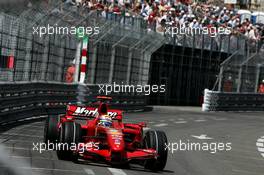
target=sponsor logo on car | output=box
[72,107,118,117]
[73,107,98,116]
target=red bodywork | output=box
[58,101,156,164]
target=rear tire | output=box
[44,115,60,147]
[143,130,168,172]
[57,122,81,161]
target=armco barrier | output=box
[202,89,264,111]
[0,82,146,125]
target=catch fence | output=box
[0,1,164,85]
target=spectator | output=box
[65,60,76,83]
[61,0,263,48]
[258,80,264,93]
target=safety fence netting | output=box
[0,0,164,85]
[217,44,264,93]
[164,29,263,55]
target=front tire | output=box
[44,115,60,146]
[57,122,81,161]
[143,130,168,172]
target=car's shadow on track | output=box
[76,159,174,174]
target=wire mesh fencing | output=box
[0,1,164,85]
[218,44,264,93]
[1,0,262,88]
[164,29,262,56]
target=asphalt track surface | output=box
[0,106,264,175]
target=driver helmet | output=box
[98,115,112,127]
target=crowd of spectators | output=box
[63,0,264,47]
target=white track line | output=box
[143,127,151,131]
[84,168,95,175]
[213,118,227,121]
[256,142,264,147]
[108,168,127,175]
[257,147,264,152]
[153,123,168,127]
[194,119,206,122]
[257,136,264,158]
[174,121,187,124]
[257,138,264,142]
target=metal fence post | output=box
[255,65,261,93]
[218,66,223,91]
[126,48,133,84]
[41,35,50,81]
[108,46,116,84]
[74,41,82,82]
[237,66,243,92]
[22,32,33,81]
[89,45,97,84]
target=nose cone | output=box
[111,139,124,151]
[107,129,124,151]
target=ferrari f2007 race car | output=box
[44,96,168,171]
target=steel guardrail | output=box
[202,89,264,111]
[0,82,146,125]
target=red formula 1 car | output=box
[44,96,168,171]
